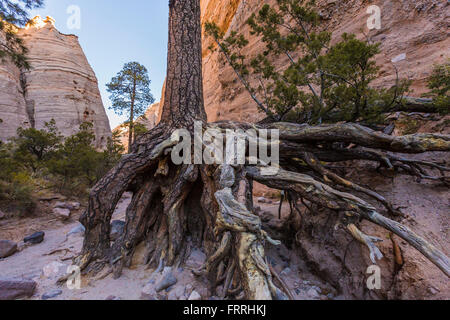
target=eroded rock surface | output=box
[0,16,111,147]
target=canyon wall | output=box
[201,0,450,122]
[0,16,111,147]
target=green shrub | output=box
[423,61,450,115]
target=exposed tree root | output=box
[67,121,450,299]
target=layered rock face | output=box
[201,0,450,122]
[0,16,111,148]
[0,54,30,140]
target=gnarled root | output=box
[246,166,450,277]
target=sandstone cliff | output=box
[201,0,450,122]
[0,16,111,148]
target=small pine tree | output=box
[11,119,62,172]
[107,62,155,153]
[0,0,44,68]
[423,61,450,115]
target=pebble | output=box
[42,289,63,300]
[155,267,178,292]
[188,290,202,301]
[24,232,45,245]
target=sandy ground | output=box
[0,193,333,300]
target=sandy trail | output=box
[0,193,331,300]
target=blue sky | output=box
[31,0,169,129]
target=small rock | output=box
[54,202,68,209]
[280,267,292,277]
[311,285,322,294]
[68,202,81,210]
[42,289,62,300]
[105,295,121,300]
[42,261,67,280]
[155,267,178,292]
[24,231,45,245]
[0,279,37,300]
[188,290,202,301]
[53,207,71,220]
[110,220,126,241]
[0,240,17,258]
[0,210,6,220]
[306,288,320,299]
[428,286,439,295]
[67,224,85,237]
[257,197,267,204]
[186,249,206,269]
[141,284,157,300]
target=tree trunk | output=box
[128,103,134,154]
[161,0,207,129]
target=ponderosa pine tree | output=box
[74,0,449,300]
[107,62,155,153]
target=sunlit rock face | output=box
[200,0,450,123]
[113,102,163,152]
[0,16,111,148]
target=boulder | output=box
[155,267,178,292]
[110,220,126,241]
[42,289,62,300]
[24,231,45,245]
[53,207,71,220]
[0,240,17,258]
[0,279,37,300]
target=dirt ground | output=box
[0,153,448,300]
